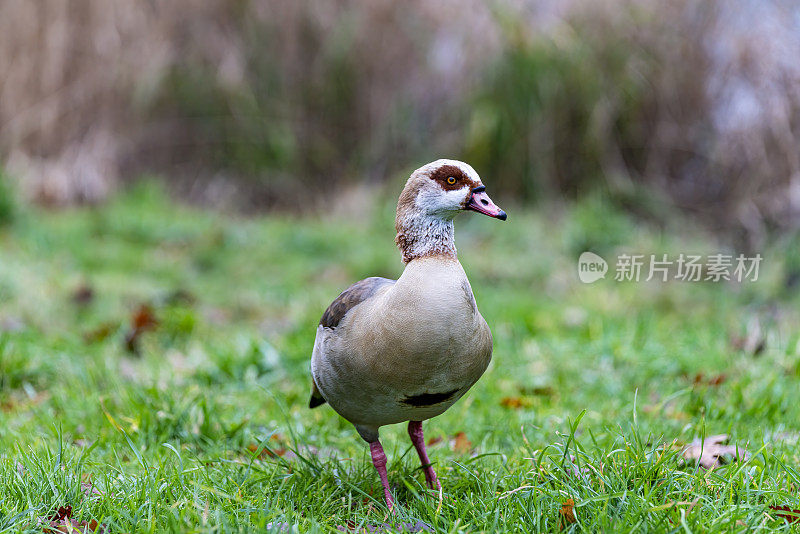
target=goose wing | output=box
[309,276,395,408]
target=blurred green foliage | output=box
[0,169,15,226]
[464,18,651,202]
[564,194,636,257]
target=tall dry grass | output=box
[0,0,798,243]
[465,1,800,246]
[0,0,502,207]
[0,0,166,203]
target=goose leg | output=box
[408,421,441,490]
[369,440,394,510]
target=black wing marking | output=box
[401,388,460,407]
[320,277,395,329]
[309,378,326,409]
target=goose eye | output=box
[447,176,457,185]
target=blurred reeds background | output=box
[1,0,799,246]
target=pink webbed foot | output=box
[408,421,441,490]
[369,440,395,510]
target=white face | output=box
[411,159,483,219]
[415,184,471,219]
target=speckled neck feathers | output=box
[395,178,457,263]
[395,209,456,264]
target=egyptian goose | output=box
[309,159,506,509]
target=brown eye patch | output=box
[430,164,479,191]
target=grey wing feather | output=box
[309,276,395,410]
[319,277,395,328]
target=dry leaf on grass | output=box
[247,433,290,459]
[130,305,158,331]
[426,436,443,447]
[520,385,555,397]
[0,392,50,413]
[769,505,800,524]
[559,498,577,528]
[692,373,727,387]
[451,432,472,454]
[245,435,334,462]
[500,396,532,409]
[39,505,109,533]
[246,442,287,459]
[124,304,159,354]
[682,434,750,468]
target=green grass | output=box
[1,183,800,532]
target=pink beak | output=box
[465,186,507,220]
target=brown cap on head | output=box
[429,164,481,192]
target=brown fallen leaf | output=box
[682,434,750,468]
[707,374,727,386]
[42,517,82,533]
[451,432,472,455]
[769,505,800,524]
[1,392,50,413]
[520,385,555,397]
[426,436,443,447]
[87,520,109,533]
[40,505,108,534]
[246,434,291,459]
[83,322,118,344]
[246,442,287,459]
[692,373,727,387]
[43,518,109,534]
[501,396,534,409]
[559,498,577,529]
[49,506,72,522]
[124,304,159,354]
[132,304,159,331]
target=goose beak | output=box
[465,186,507,220]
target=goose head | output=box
[395,159,506,263]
